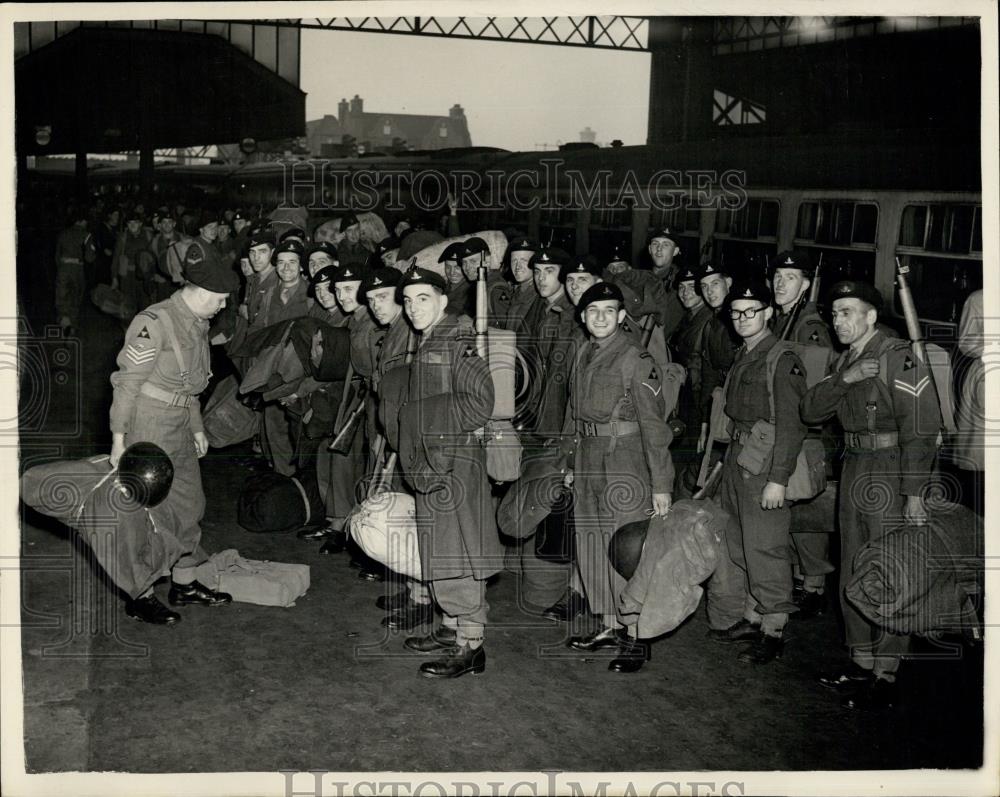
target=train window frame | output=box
[896,202,983,256]
[793,199,880,250]
[651,194,702,236]
[713,197,781,242]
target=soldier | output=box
[712,281,808,665]
[439,242,471,317]
[241,229,278,330]
[395,267,500,679]
[338,213,370,269]
[769,250,835,618]
[53,210,97,336]
[496,237,543,334]
[108,248,239,623]
[645,227,686,340]
[150,211,190,295]
[563,282,673,673]
[801,280,941,710]
[181,215,222,286]
[458,236,508,323]
[668,265,714,498]
[114,209,156,316]
[306,241,339,279]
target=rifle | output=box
[808,252,823,304]
[327,361,363,453]
[328,382,368,454]
[475,254,489,358]
[367,330,416,496]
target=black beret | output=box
[271,239,306,264]
[462,236,490,257]
[332,263,367,284]
[673,265,700,288]
[279,226,307,243]
[726,280,772,308]
[375,237,398,256]
[339,213,360,232]
[248,230,275,248]
[771,250,815,277]
[186,254,239,294]
[508,237,537,254]
[529,247,572,268]
[311,266,338,287]
[561,255,603,280]
[438,242,466,263]
[400,266,446,294]
[646,227,678,245]
[578,281,624,313]
[697,261,730,281]
[361,267,404,296]
[307,241,339,262]
[604,245,630,267]
[829,280,883,311]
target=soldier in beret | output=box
[768,250,836,618]
[439,241,471,317]
[645,226,686,339]
[802,280,941,711]
[495,237,543,334]
[392,267,501,679]
[338,212,370,269]
[696,262,741,454]
[306,241,339,278]
[108,250,240,623]
[668,265,715,498]
[563,282,674,673]
[239,229,278,332]
[709,281,808,665]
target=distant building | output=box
[579,126,597,143]
[306,95,472,156]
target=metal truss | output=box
[259,16,649,50]
[713,16,980,54]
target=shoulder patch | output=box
[137,326,151,339]
[462,345,477,358]
[185,245,204,264]
[138,310,159,321]
[808,331,820,343]
[791,364,802,376]
[903,356,915,371]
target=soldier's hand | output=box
[697,423,709,454]
[562,469,574,487]
[841,358,880,384]
[904,494,928,526]
[238,304,249,320]
[109,434,127,469]
[760,481,786,510]
[193,432,209,458]
[651,492,672,517]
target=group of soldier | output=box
[100,208,947,707]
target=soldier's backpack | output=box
[727,341,832,502]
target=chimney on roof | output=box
[449,104,465,119]
[580,126,597,143]
[350,95,364,115]
[338,98,349,120]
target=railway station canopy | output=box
[15,26,306,156]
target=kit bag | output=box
[194,549,310,607]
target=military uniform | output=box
[772,300,832,348]
[668,302,714,498]
[109,292,212,575]
[801,328,941,679]
[719,332,808,636]
[396,312,500,644]
[182,235,221,286]
[565,328,674,629]
[54,222,96,331]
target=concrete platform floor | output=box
[15,279,985,775]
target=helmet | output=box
[117,442,174,508]
[609,519,649,581]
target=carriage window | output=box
[898,203,982,254]
[715,199,779,240]
[893,255,983,324]
[796,200,879,247]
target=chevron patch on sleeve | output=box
[125,344,157,366]
[894,375,930,399]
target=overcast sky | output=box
[300,28,651,151]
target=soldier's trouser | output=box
[840,449,911,680]
[316,427,365,526]
[719,444,796,635]
[262,403,295,476]
[127,394,208,578]
[431,576,488,646]
[55,264,85,328]
[573,436,650,629]
[791,532,834,591]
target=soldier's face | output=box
[345,225,360,244]
[700,274,732,309]
[233,218,249,234]
[127,220,142,235]
[831,299,877,345]
[533,264,562,299]
[315,281,337,311]
[200,222,219,242]
[159,217,176,235]
[566,273,599,306]
[276,254,301,284]
[648,237,677,274]
[192,288,228,319]
[772,268,810,309]
[461,255,481,283]
[677,280,702,310]
[403,285,448,330]
[308,253,335,276]
[510,252,533,284]
[444,261,464,286]
[729,300,771,339]
[334,280,362,313]
[249,244,273,273]
[217,225,231,241]
[381,252,397,268]
[584,300,626,339]
[366,287,401,325]
[239,258,253,278]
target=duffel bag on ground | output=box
[193,549,310,608]
[349,491,421,580]
[237,471,324,533]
